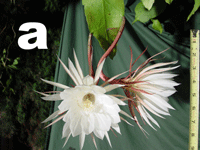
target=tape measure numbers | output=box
[189,29,199,150]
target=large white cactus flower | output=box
[124,60,180,130]
[37,51,128,149]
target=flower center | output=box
[82,93,95,109]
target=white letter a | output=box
[18,22,48,50]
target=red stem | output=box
[97,17,126,67]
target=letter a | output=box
[18,22,48,50]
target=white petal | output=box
[105,132,112,147]
[142,106,160,128]
[94,59,105,83]
[138,105,156,130]
[93,129,105,140]
[149,79,180,88]
[42,110,60,123]
[104,84,124,93]
[91,85,106,93]
[41,78,69,89]
[111,123,121,134]
[70,113,82,137]
[63,131,71,148]
[73,49,84,79]
[109,95,127,105]
[41,94,62,101]
[142,73,178,81]
[140,93,174,111]
[34,90,49,97]
[105,106,120,124]
[94,113,111,131]
[81,114,95,134]
[138,61,178,76]
[58,100,71,112]
[143,99,170,116]
[82,75,94,85]
[57,56,79,85]
[62,122,71,138]
[79,132,85,150]
[119,110,135,121]
[68,58,83,85]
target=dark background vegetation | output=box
[0,0,68,149]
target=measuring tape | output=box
[189,29,199,150]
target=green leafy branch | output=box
[133,0,200,33]
[82,0,125,59]
[0,49,20,94]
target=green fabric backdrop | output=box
[45,0,200,150]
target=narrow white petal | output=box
[111,123,121,134]
[34,90,49,97]
[136,94,164,118]
[149,79,180,88]
[41,94,62,101]
[120,116,134,126]
[68,58,83,85]
[63,132,72,148]
[138,61,178,76]
[144,99,170,116]
[105,132,112,148]
[73,49,84,79]
[142,106,160,128]
[140,93,173,111]
[104,84,124,93]
[41,78,69,89]
[119,110,135,121]
[142,73,178,81]
[44,113,65,128]
[57,56,79,85]
[79,132,85,150]
[94,59,105,83]
[138,105,156,130]
[42,110,60,123]
[93,129,105,140]
[108,95,127,105]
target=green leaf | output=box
[12,57,20,66]
[82,0,124,59]
[133,0,167,24]
[187,0,200,21]
[151,19,163,34]
[141,0,155,10]
[165,0,173,4]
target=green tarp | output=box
[45,0,200,150]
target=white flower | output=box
[38,50,128,149]
[124,60,179,130]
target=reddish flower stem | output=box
[88,33,94,77]
[97,17,126,67]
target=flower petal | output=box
[109,95,127,105]
[68,58,83,85]
[111,123,121,134]
[82,75,94,85]
[42,110,60,123]
[41,94,62,101]
[73,49,84,79]
[94,59,105,84]
[79,132,86,150]
[105,132,112,147]
[104,84,124,93]
[41,78,69,89]
[57,56,79,85]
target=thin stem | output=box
[97,17,126,67]
[88,33,94,77]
